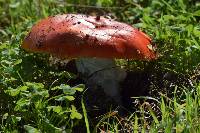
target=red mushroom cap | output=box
[22,14,157,60]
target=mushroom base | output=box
[75,58,127,106]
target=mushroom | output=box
[22,14,157,110]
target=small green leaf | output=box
[66,96,75,101]
[51,86,60,90]
[55,96,66,101]
[47,106,63,114]
[24,125,40,133]
[13,59,22,66]
[18,86,28,91]
[70,105,82,119]
[2,113,8,119]
[74,87,83,92]
[193,27,200,37]
[72,84,85,92]
[60,84,76,95]
[0,43,7,50]
[16,116,22,121]
[14,98,30,111]
[55,95,75,101]
[47,106,55,112]
[1,60,12,66]
[47,106,65,115]
[10,115,21,124]
[25,82,44,90]
[53,106,62,113]
[5,87,20,96]
[9,2,20,8]
[194,10,200,16]
[35,90,49,98]
[41,121,63,132]
[163,15,175,21]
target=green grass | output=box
[0,0,200,132]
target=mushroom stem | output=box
[75,58,127,105]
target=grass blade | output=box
[81,90,90,133]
